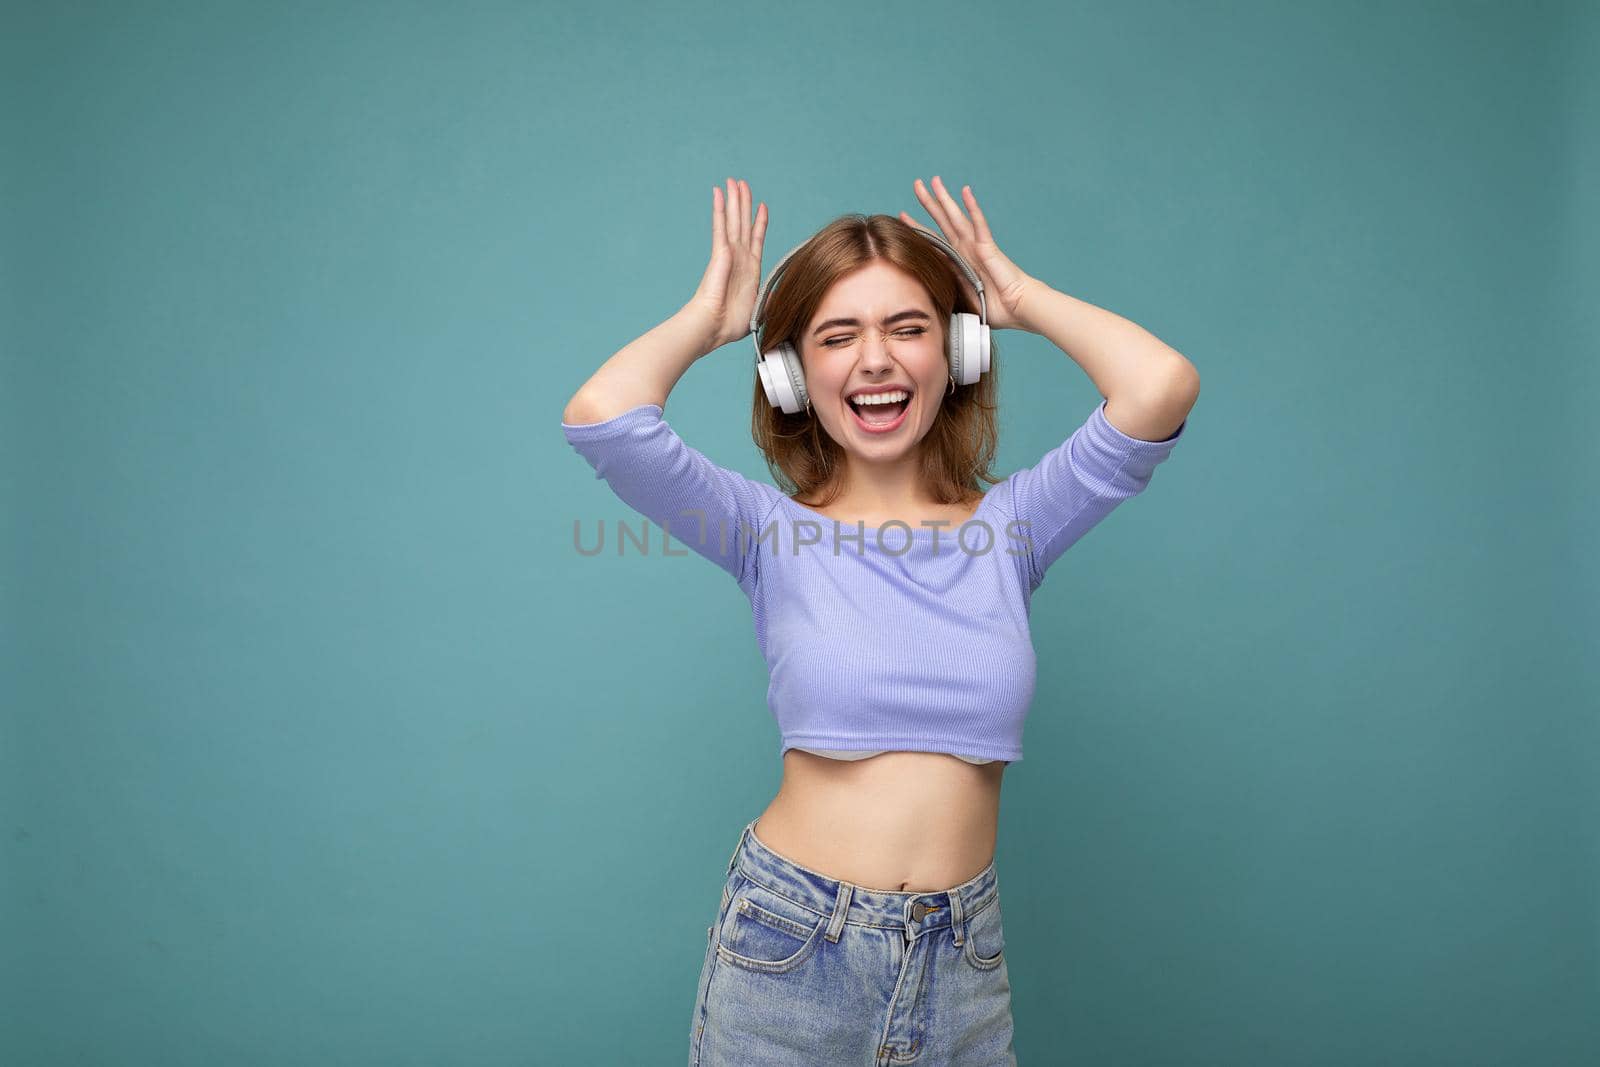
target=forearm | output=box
[562,305,719,424]
[1015,283,1196,404]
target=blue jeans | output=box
[690,818,1017,1066]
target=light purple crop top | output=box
[562,397,1185,764]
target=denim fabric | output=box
[690,818,1017,1066]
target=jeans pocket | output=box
[961,896,1006,971]
[715,879,828,975]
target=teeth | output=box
[849,390,910,406]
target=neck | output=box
[828,450,935,513]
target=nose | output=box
[857,331,897,370]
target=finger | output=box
[725,177,738,246]
[742,181,753,247]
[711,185,725,251]
[929,176,974,242]
[753,200,769,254]
[902,208,975,307]
[736,178,749,246]
[898,210,934,236]
[918,177,969,250]
[913,178,954,238]
[899,212,947,249]
[961,185,994,243]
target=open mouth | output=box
[847,392,912,433]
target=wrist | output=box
[674,303,723,355]
[1011,275,1053,334]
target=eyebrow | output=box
[811,309,931,337]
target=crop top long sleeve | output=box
[562,398,1185,763]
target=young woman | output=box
[562,176,1198,1066]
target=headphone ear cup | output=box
[758,341,809,414]
[779,342,809,413]
[946,311,991,387]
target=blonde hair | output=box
[750,213,1002,508]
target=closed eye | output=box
[821,327,927,348]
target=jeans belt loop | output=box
[825,881,852,944]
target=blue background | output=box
[4,1,1595,1063]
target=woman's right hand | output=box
[685,177,768,351]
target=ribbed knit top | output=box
[562,398,1185,764]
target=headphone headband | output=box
[749,225,989,368]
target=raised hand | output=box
[686,177,769,350]
[899,177,1039,333]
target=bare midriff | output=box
[752,749,1006,893]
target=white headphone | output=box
[750,227,993,415]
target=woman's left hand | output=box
[900,177,1040,333]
